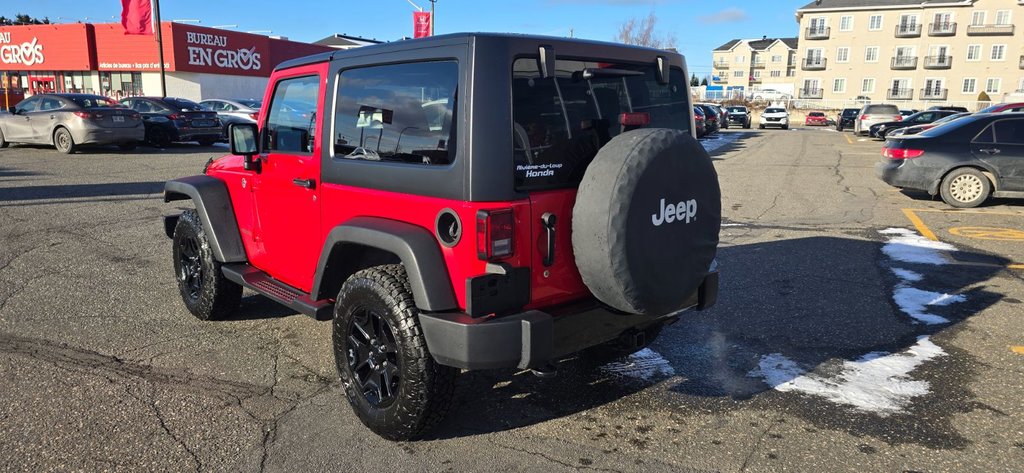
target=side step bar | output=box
[222,264,334,320]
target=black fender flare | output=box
[312,217,457,312]
[164,175,247,263]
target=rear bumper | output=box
[75,125,145,145]
[419,269,719,370]
[875,159,940,194]
[172,127,223,142]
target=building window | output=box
[734,70,744,77]
[833,78,846,93]
[864,46,879,62]
[869,15,883,31]
[840,15,853,31]
[836,47,850,63]
[967,45,982,61]
[898,14,919,31]
[962,78,977,94]
[771,55,783,63]
[991,44,1006,61]
[862,78,875,93]
[971,11,986,26]
[985,78,1000,94]
[770,70,782,78]
[753,70,762,79]
[995,10,1011,25]
[736,56,745,63]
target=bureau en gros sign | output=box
[185,31,262,71]
[0,33,45,67]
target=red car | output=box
[162,34,721,440]
[977,102,1024,113]
[805,111,828,126]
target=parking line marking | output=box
[902,208,939,241]
[1009,264,1024,270]
[844,134,853,144]
[1011,346,1024,355]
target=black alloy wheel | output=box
[171,209,242,320]
[346,308,400,407]
[177,233,204,303]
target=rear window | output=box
[164,98,206,111]
[727,107,746,113]
[842,109,859,116]
[67,95,120,108]
[865,105,899,115]
[512,57,689,190]
[236,99,262,109]
[809,112,825,117]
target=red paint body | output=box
[805,113,828,126]
[205,62,591,311]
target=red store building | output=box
[0,21,333,103]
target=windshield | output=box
[932,112,970,125]
[512,57,689,190]
[727,107,746,113]
[842,109,859,117]
[918,115,981,138]
[68,95,121,108]
[765,108,786,114]
[236,99,262,109]
[164,98,206,111]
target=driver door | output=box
[248,69,324,292]
[4,96,40,142]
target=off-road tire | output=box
[53,127,76,154]
[333,264,456,441]
[172,209,242,320]
[197,138,217,147]
[939,167,991,208]
[0,127,8,148]
[118,142,137,151]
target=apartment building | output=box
[794,0,1024,105]
[711,36,799,97]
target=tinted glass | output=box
[727,107,746,113]
[236,99,262,109]
[69,95,120,108]
[920,115,981,138]
[842,109,860,117]
[865,105,900,115]
[16,97,40,112]
[333,61,457,165]
[265,75,320,154]
[512,58,689,190]
[994,119,1024,144]
[809,112,825,117]
[38,98,65,111]
[765,108,786,114]
[163,98,206,111]
[202,101,226,112]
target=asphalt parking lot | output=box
[1,129,1023,472]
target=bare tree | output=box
[615,12,677,49]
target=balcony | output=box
[921,88,948,100]
[923,55,952,69]
[714,61,731,69]
[799,88,823,99]
[801,57,827,71]
[712,77,728,84]
[750,76,762,84]
[751,60,766,69]
[805,26,830,40]
[887,88,914,100]
[966,24,1015,35]
[929,22,957,36]
[891,56,918,70]
[895,23,922,37]
[1019,55,1024,69]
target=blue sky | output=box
[6,0,809,75]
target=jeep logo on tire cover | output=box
[651,198,697,226]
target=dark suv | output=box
[836,108,859,131]
[162,34,720,440]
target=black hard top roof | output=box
[275,32,683,72]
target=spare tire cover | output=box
[572,128,721,315]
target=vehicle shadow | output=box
[897,189,1020,208]
[0,166,41,179]
[430,236,1006,446]
[0,181,165,202]
[703,131,758,159]
[0,143,226,156]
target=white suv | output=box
[759,107,789,129]
[749,89,792,102]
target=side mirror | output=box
[8,107,18,115]
[229,123,261,172]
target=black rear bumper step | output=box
[222,264,333,320]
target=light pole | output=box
[429,0,436,35]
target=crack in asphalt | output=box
[738,418,782,472]
[149,386,203,473]
[485,438,626,473]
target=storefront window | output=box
[100,72,143,99]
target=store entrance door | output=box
[28,76,56,95]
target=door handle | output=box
[292,178,316,189]
[980,148,1001,155]
[541,212,556,267]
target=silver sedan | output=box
[199,98,261,140]
[0,94,144,154]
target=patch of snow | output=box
[880,228,956,265]
[748,336,945,415]
[891,267,923,282]
[721,223,747,227]
[892,287,964,325]
[701,133,743,154]
[601,348,675,381]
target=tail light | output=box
[894,115,903,121]
[129,112,141,120]
[620,112,651,127]
[860,115,868,121]
[249,112,259,121]
[169,113,184,120]
[882,147,925,159]
[476,209,514,260]
[73,111,92,119]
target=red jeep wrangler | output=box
[164,33,720,440]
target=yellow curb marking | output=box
[1011,346,1024,355]
[949,226,1024,241]
[902,208,939,241]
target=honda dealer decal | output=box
[0,33,44,66]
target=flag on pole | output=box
[121,0,154,35]
[413,11,432,38]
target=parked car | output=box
[854,104,901,136]
[836,108,859,131]
[693,105,707,137]
[977,102,1024,113]
[199,98,262,141]
[0,93,143,153]
[697,104,720,134]
[927,105,969,113]
[120,97,222,147]
[869,110,959,139]
[876,112,1024,208]
[162,33,720,441]
[899,109,918,117]
[887,112,971,137]
[712,104,728,129]
[759,107,789,129]
[748,89,792,102]
[805,111,828,126]
[853,95,872,104]
[725,105,752,128]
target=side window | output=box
[39,98,64,111]
[974,124,995,143]
[264,75,320,154]
[224,103,238,112]
[16,97,40,113]
[333,61,458,165]
[203,101,221,112]
[994,119,1024,144]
